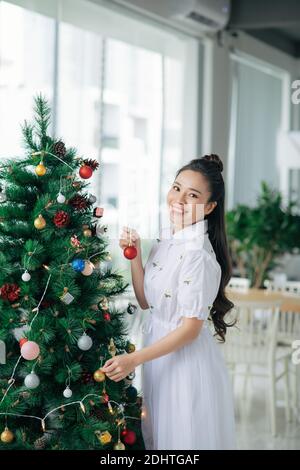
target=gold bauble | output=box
[35,162,47,176]
[96,430,112,445]
[34,214,46,230]
[93,369,106,383]
[82,261,94,276]
[114,440,125,450]
[1,427,14,443]
[83,228,92,237]
[127,343,136,353]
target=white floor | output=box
[120,300,300,450]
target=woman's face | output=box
[167,169,217,229]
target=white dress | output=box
[141,218,236,450]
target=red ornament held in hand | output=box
[123,229,137,260]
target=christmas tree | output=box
[0,95,144,450]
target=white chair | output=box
[264,278,300,420]
[264,279,300,294]
[221,299,291,436]
[228,277,251,290]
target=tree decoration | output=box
[123,229,137,260]
[93,207,104,218]
[24,372,40,389]
[77,332,93,351]
[69,194,90,212]
[63,386,72,398]
[0,188,7,203]
[95,430,112,445]
[93,369,106,383]
[127,303,137,315]
[88,194,97,204]
[57,192,66,204]
[114,440,125,450]
[34,214,46,230]
[20,341,40,360]
[79,158,99,179]
[35,161,47,176]
[53,140,66,158]
[126,342,136,353]
[81,261,94,276]
[0,427,14,443]
[122,429,136,445]
[0,283,20,302]
[22,270,31,282]
[19,337,28,348]
[103,312,111,322]
[83,228,92,238]
[60,288,74,305]
[53,210,70,228]
[71,258,85,272]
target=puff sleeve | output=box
[176,250,221,321]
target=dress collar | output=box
[159,218,208,242]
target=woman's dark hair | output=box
[175,154,234,342]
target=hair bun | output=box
[202,154,223,172]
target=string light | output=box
[0,394,141,431]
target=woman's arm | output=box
[101,318,204,381]
[132,317,203,366]
[130,251,149,310]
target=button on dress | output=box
[141,218,236,450]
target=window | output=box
[228,55,285,208]
[0,1,55,156]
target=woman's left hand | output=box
[101,354,136,382]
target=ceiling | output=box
[228,0,300,58]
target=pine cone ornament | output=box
[53,140,66,158]
[0,283,20,302]
[82,158,99,171]
[69,194,90,212]
[34,436,47,450]
[81,371,94,385]
[53,210,70,228]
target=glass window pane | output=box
[0,1,55,156]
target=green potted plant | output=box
[226,182,300,288]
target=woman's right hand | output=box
[119,226,141,254]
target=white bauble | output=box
[57,192,66,204]
[0,192,7,203]
[77,333,93,351]
[24,372,40,389]
[63,386,73,398]
[22,270,31,282]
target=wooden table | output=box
[226,288,300,313]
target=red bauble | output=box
[19,338,28,348]
[123,246,137,260]
[123,429,136,445]
[121,429,128,437]
[0,283,20,302]
[53,210,70,228]
[103,312,111,321]
[79,165,93,179]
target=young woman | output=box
[101,154,236,450]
